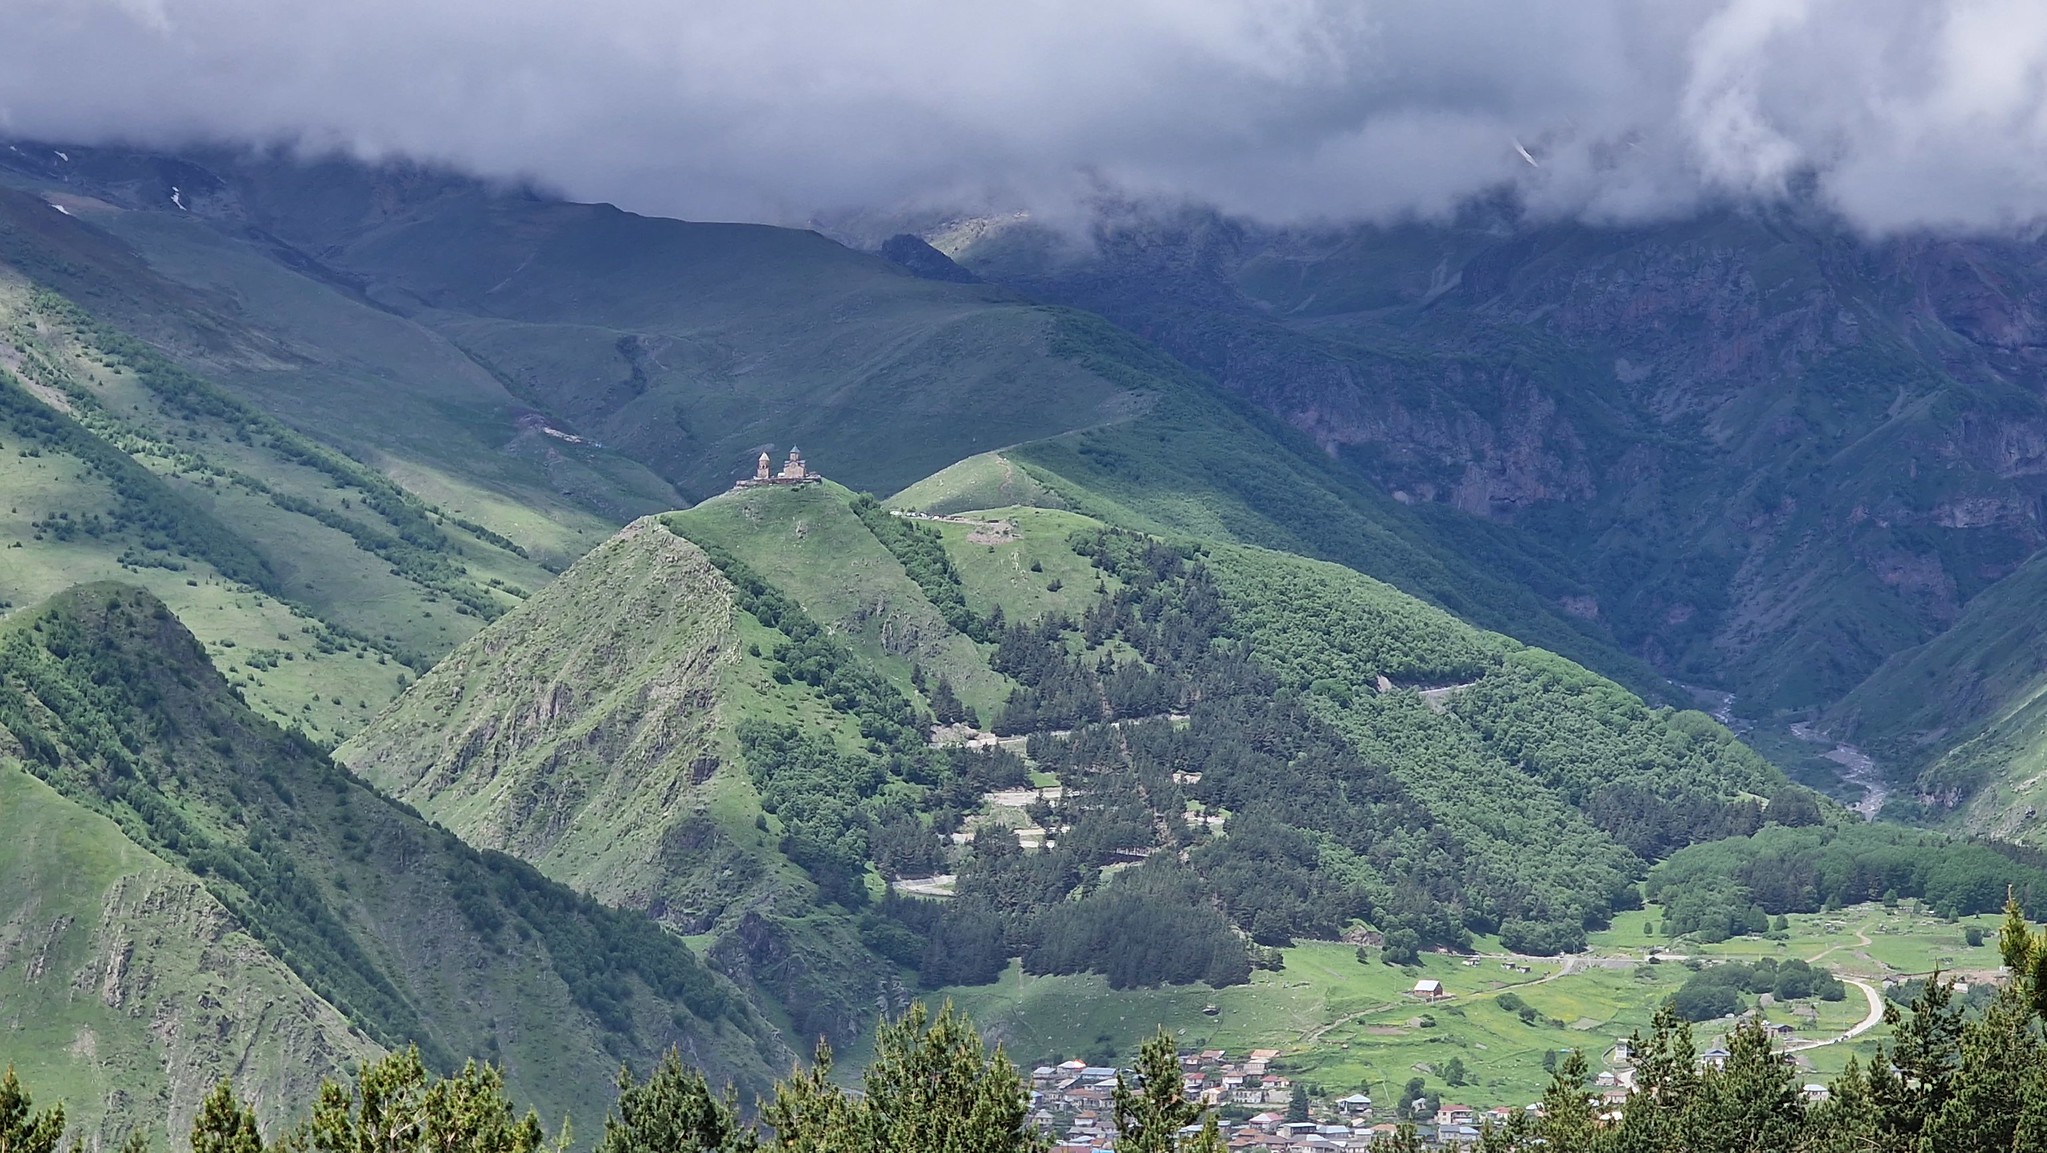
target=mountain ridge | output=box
[939,206,2047,719]
[0,581,785,1141]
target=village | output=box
[1025,1018,1843,1152]
[1028,1045,1522,1150]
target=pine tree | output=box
[862,1002,1042,1153]
[1606,1003,1697,1153]
[1285,1083,1310,1124]
[291,1048,545,1153]
[1918,991,2037,1153]
[2000,890,2047,1023]
[760,1040,859,1153]
[1917,892,2047,1153]
[1682,1020,1802,1152]
[1112,1030,1222,1153]
[0,1067,67,1153]
[600,1051,755,1153]
[1530,1049,1601,1153]
[767,1003,1042,1153]
[1472,1116,1525,1153]
[929,677,970,727]
[190,1080,264,1153]
[1802,1058,1882,1153]
[2014,1068,2047,1153]
[1864,976,1965,1149]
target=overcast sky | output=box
[4,0,2047,232]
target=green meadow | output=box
[928,901,1998,1109]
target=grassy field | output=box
[922,504,1127,628]
[927,900,1996,1110]
[1629,903,2009,979]
[889,453,1069,517]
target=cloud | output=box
[1,0,2045,232]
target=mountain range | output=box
[2,139,2047,1141]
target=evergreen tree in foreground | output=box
[0,1068,68,1153]
[765,1001,1045,1153]
[293,1049,547,1153]
[1112,1030,1222,1153]
[27,905,2047,1153]
[599,1052,754,1153]
[190,1081,264,1153]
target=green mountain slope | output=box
[2,146,1655,707]
[0,762,382,1149]
[345,477,1808,1062]
[335,519,754,912]
[0,583,784,1136]
[0,240,571,744]
[665,483,1012,719]
[0,170,681,539]
[0,147,1143,503]
[338,514,895,1045]
[909,502,1794,953]
[1825,548,2047,840]
[342,488,1021,1045]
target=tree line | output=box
[1646,824,2047,942]
[0,1007,1225,1153]
[20,897,2047,1153]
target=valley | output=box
[1,143,2046,1150]
[927,900,1995,1113]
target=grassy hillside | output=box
[0,148,1149,504]
[0,172,681,542]
[1816,547,2047,838]
[339,519,765,910]
[0,763,382,1148]
[888,453,1067,517]
[345,472,1815,1090]
[665,483,1012,719]
[278,200,1147,501]
[0,253,571,745]
[0,583,784,1136]
[346,486,1038,1046]
[339,514,894,1044]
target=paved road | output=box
[1633,940,1888,1053]
[1783,977,1885,1051]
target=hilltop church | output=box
[736,447,821,488]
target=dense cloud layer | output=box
[4,0,2046,231]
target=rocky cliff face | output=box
[0,765,380,1151]
[954,208,2047,712]
[342,518,746,921]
